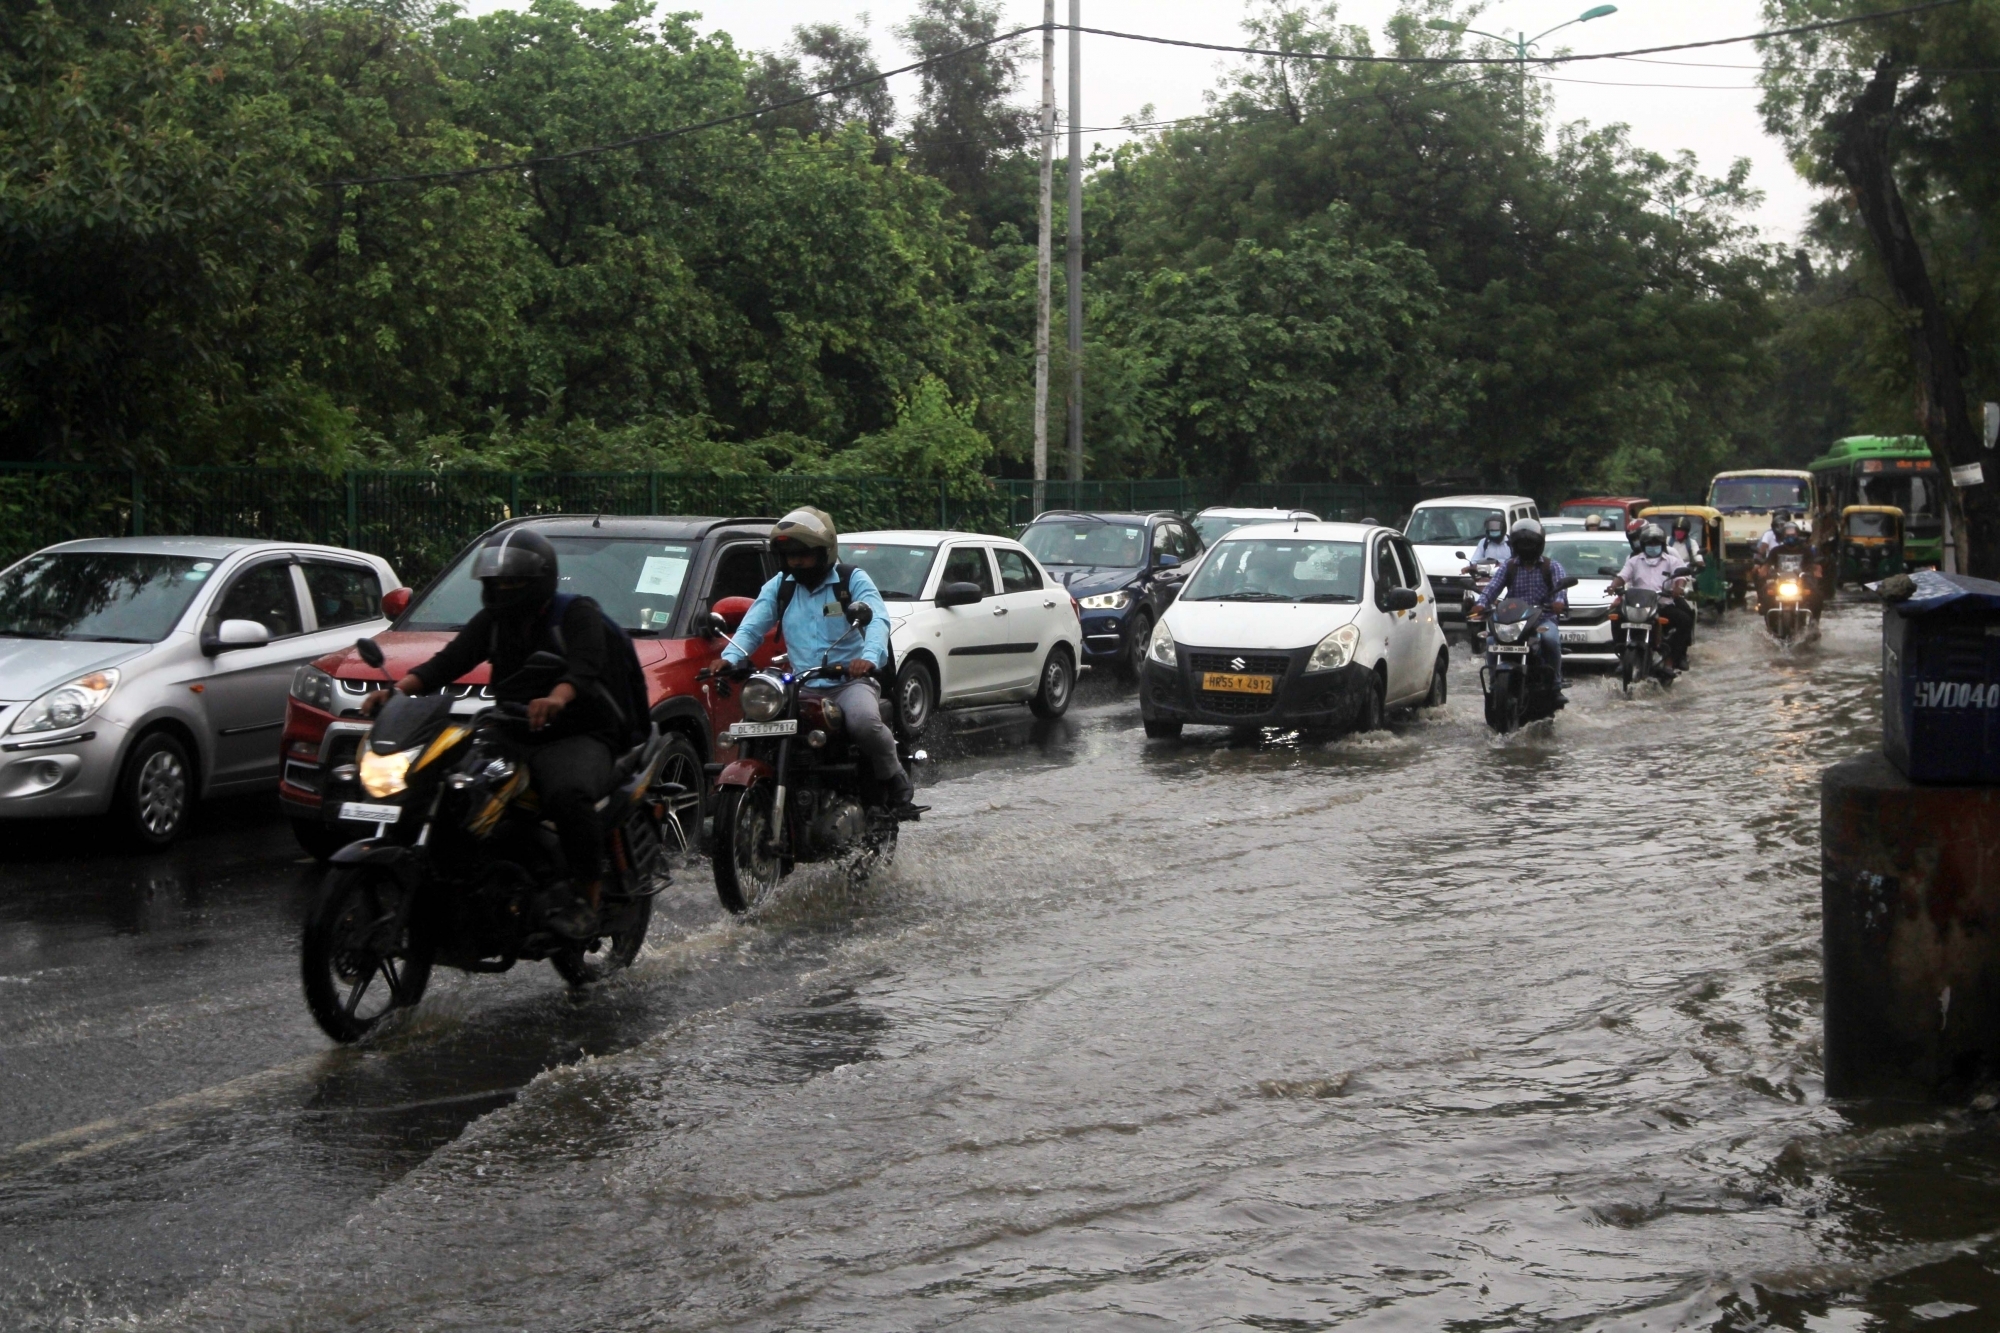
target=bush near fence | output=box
[0,466,1709,587]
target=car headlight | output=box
[1148,619,1177,667]
[358,748,413,798]
[741,673,787,722]
[289,664,336,712]
[1778,581,1800,599]
[1079,590,1131,611]
[10,669,119,735]
[1305,624,1361,673]
[1494,621,1527,644]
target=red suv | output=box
[278,515,779,859]
[1558,496,1652,526]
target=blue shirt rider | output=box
[720,507,916,813]
[1475,519,1568,691]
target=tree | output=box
[895,0,1029,244]
[748,21,895,142]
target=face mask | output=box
[1644,543,1664,557]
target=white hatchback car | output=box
[1139,522,1448,737]
[840,531,1084,734]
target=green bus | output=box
[1805,435,1945,570]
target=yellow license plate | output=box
[1201,672,1275,695]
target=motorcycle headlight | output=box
[1079,590,1131,611]
[10,669,119,734]
[358,748,413,798]
[1148,619,1177,667]
[1494,621,1527,644]
[289,664,336,713]
[1306,624,1361,673]
[741,673,787,722]
[1778,581,1800,599]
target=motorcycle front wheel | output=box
[1618,646,1640,695]
[1483,677,1522,733]
[300,864,433,1043]
[714,782,783,915]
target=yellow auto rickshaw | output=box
[1837,504,1904,586]
[1638,505,1728,616]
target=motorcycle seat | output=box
[613,724,664,780]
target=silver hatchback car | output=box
[0,537,401,846]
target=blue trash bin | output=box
[1883,570,2000,783]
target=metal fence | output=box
[0,464,1715,586]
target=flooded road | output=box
[7,597,2000,1330]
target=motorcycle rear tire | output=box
[714,782,782,915]
[301,864,433,1044]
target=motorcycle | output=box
[1608,581,1685,694]
[299,641,676,1043]
[1472,576,1579,734]
[703,654,920,914]
[1758,552,1815,641]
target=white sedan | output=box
[841,531,1084,735]
[1139,522,1448,737]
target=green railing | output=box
[0,464,1717,586]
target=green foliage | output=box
[823,373,993,495]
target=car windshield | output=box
[1180,538,1364,603]
[0,552,214,643]
[1546,538,1635,579]
[841,543,936,600]
[1192,512,1315,545]
[1858,472,1940,531]
[405,537,695,634]
[1406,506,1503,545]
[1021,521,1146,567]
[1709,477,1809,512]
[1561,503,1630,523]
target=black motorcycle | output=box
[1758,552,1817,641]
[1474,576,1578,734]
[704,657,919,914]
[299,641,675,1043]
[1609,586,1676,694]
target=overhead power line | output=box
[318,0,1971,190]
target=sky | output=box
[461,0,1822,242]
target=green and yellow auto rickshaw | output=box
[1837,504,1904,586]
[1638,504,1729,617]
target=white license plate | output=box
[728,719,799,739]
[1560,630,1591,643]
[1492,644,1530,655]
[338,801,403,824]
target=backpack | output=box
[496,593,651,748]
[770,564,906,733]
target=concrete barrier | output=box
[1823,750,2000,1099]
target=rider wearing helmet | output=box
[1625,518,1647,554]
[373,527,624,940]
[721,508,918,816]
[1755,510,1792,560]
[1608,522,1696,671]
[1583,513,1605,531]
[1466,512,1511,570]
[1473,518,1569,694]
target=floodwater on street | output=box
[8,596,2000,1331]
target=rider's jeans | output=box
[806,679,903,783]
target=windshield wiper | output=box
[1298,593,1359,603]
[875,590,917,600]
[1198,592,1292,602]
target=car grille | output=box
[1198,692,1276,717]
[1187,653,1291,676]
[1561,606,1610,626]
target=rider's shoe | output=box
[886,772,929,821]
[540,884,600,942]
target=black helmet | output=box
[471,527,559,616]
[1772,509,1791,531]
[1509,518,1545,564]
[1484,513,1506,539]
[1639,522,1667,555]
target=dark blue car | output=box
[1018,511,1201,678]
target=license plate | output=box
[1200,672,1275,695]
[728,719,799,738]
[339,801,403,824]
[1493,644,1529,656]
[1560,630,1590,643]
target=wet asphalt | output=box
[7,599,2000,1331]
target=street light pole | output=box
[1033,0,1055,518]
[1066,0,1084,490]
[1425,6,1617,123]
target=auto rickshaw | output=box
[1837,504,1904,586]
[1637,504,1728,617]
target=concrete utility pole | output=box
[1033,0,1055,518]
[1065,0,1084,488]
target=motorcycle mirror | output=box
[355,637,387,671]
[1559,576,1579,589]
[1598,566,1620,577]
[847,602,874,628]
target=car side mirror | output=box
[704,595,755,637]
[380,586,412,620]
[354,636,387,670]
[1155,552,1180,569]
[1384,587,1419,611]
[202,618,271,656]
[1598,566,1621,577]
[936,581,984,608]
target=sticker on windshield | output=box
[635,555,688,596]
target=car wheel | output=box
[1119,612,1153,682]
[291,818,352,862]
[1030,644,1075,718]
[1424,650,1449,707]
[117,731,193,848]
[1143,717,1182,739]
[1354,670,1385,733]
[895,659,937,739]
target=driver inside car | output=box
[720,508,920,818]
